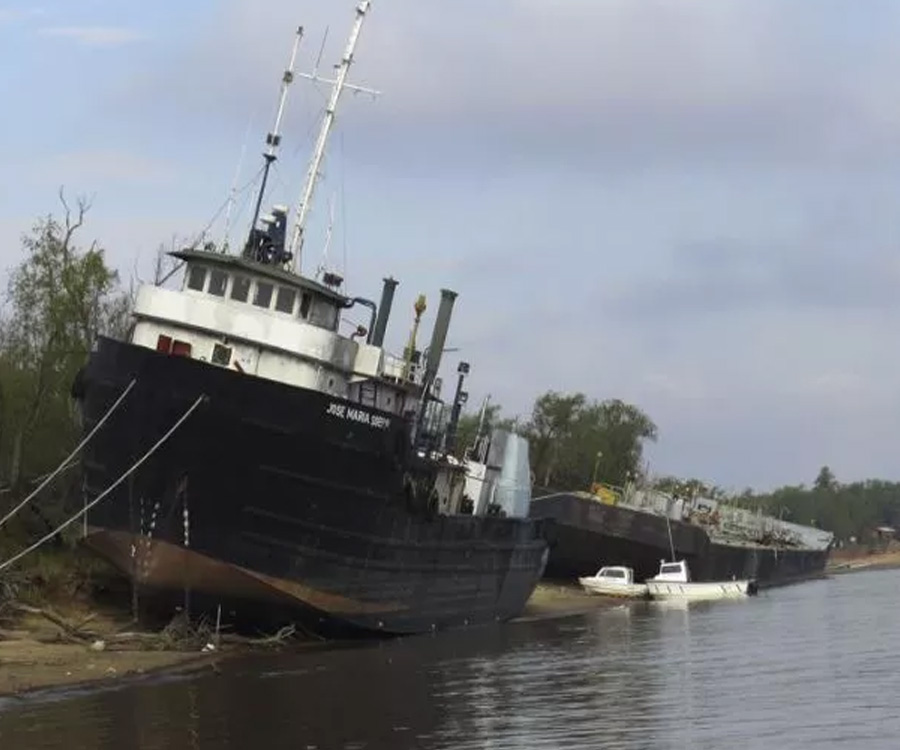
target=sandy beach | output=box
[0,599,218,698]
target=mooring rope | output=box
[0,393,207,574]
[0,378,138,532]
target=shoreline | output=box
[0,599,222,699]
[826,546,900,574]
[0,640,216,700]
[0,582,613,699]
[9,555,898,701]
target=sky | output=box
[2,0,900,491]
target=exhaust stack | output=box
[371,276,398,347]
[424,288,457,386]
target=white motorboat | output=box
[645,559,758,601]
[578,566,649,599]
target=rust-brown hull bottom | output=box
[84,529,404,636]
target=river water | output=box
[1,568,899,749]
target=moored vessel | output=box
[645,559,757,601]
[72,2,550,636]
[577,566,649,599]
[532,484,832,588]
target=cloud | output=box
[606,221,900,323]
[27,148,176,187]
[607,240,900,321]
[118,0,900,175]
[0,7,45,25]
[38,26,145,47]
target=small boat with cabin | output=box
[645,559,758,601]
[577,566,649,599]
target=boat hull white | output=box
[646,579,757,601]
[578,577,649,599]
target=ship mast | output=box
[243,25,304,256]
[289,0,372,274]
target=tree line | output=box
[740,467,900,545]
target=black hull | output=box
[75,337,549,636]
[531,493,830,588]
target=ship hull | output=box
[74,337,549,636]
[530,493,829,588]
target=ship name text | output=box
[326,402,391,429]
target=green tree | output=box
[526,391,657,489]
[814,465,838,492]
[0,193,129,505]
[453,401,502,458]
[592,399,658,487]
[527,391,586,487]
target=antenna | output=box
[289,0,373,274]
[222,116,254,252]
[316,193,337,279]
[313,26,330,80]
[304,24,380,97]
[243,25,304,256]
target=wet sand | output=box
[0,582,614,698]
[519,581,618,621]
[827,548,900,574]
[0,604,214,698]
[0,638,211,697]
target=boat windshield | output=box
[601,569,626,579]
[660,564,683,574]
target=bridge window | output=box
[299,292,312,319]
[208,269,228,297]
[253,281,274,308]
[275,287,296,314]
[310,300,338,331]
[231,275,251,302]
[187,266,206,291]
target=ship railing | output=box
[591,484,676,517]
[382,352,425,386]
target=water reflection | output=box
[2,571,900,749]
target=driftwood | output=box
[220,624,297,647]
[0,627,26,641]
[5,602,305,652]
[12,603,97,643]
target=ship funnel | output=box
[424,288,457,386]
[371,276,398,347]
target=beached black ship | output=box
[72,4,549,636]
[532,487,833,588]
